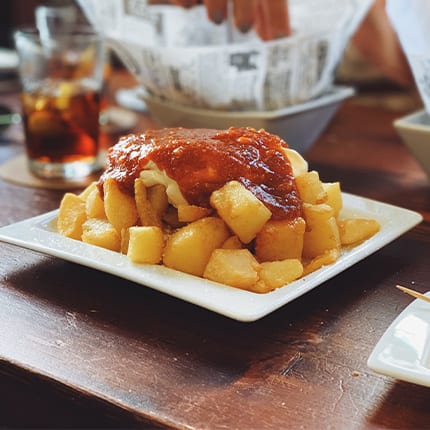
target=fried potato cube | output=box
[134,178,161,227]
[255,217,306,262]
[177,204,212,222]
[147,184,169,218]
[81,218,121,251]
[303,248,340,276]
[295,171,327,204]
[203,249,260,290]
[57,193,87,240]
[120,228,130,254]
[163,217,230,276]
[322,182,342,217]
[255,259,303,293]
[86,186,106,219]
[103,177,138,232]
[210,180,271,243]
[302,203,340,259]
[127,226,164,264]
[338,218,380,245]
[222,236,243,249]
[79,181,97,200]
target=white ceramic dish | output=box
[368,292,430,387]
[143,86,354,154]
[0,193,422,322]
[394,109,430,179]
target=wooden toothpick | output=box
[396,285,430,304]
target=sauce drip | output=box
[99,127,302,220]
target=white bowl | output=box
[142,86,354,154]
[394,109,430,179]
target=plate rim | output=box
[0,193,423,322]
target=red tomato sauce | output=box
[98,127,302,220]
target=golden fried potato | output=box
[163,217,230,276]
[78,181,97,200]
[221,236,243,249]
[303,248,340,276]
[81,218,121,251]
[55,155,378,295]
[85,186,106,219]
[147,184,169,218]
[203,249,259,290]
[134,178,161,227]
[177,204,212,222]
[338,218,380,245]
[57,193,87,240]
[103,177,138,232]
[210,180,271,243]
[295,171,327,204]
[120,227,130,254]
[322,182,342,217]
[256,259,303,292]
[127,226,164,264]
[302,203,340,259]
[255,217,306,262]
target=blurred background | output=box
[2,1,58,47]
[1,0,420,100]
[1,1,82,49]
[1,0,424,155]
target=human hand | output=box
[351,0,413,87]
[170,0,291,40]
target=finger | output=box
[203,0,228,24]
[256,0,291,40]
[232,0,258,33]
[170,0,200,8]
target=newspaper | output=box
[387,0,430,115]
[78,0,371,111]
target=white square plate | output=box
[368,292,430,387]
[0,193,422,322]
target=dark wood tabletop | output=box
[1,71,430,429]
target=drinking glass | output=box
[14,27,105,180]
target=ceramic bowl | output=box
[142,86,354,154]
[394,109,430,179]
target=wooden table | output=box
[1,72,430,429]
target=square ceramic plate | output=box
[368,292,430,387]
[0,193,422,322]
